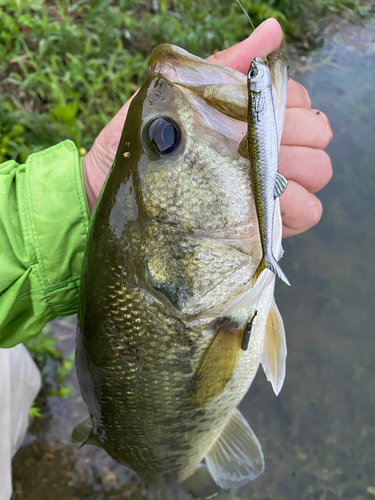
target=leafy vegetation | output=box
[0,0,373,164]
[25,323,75,416]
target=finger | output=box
[283,224,307,238]
[207,18,282,74]
[280,180,323,236]
[281,108,333,149]
[279,145,333,193]
[286,79,311,109]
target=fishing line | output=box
[235,0,255,32]
[235,0,267,62]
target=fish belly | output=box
[77,247,274,484]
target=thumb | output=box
[207,18,283,75]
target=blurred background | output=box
[1,1,375,499]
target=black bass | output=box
[247,56,290,286]
[74,44,288,493]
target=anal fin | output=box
[261,299,287,395]
[205,409,264,489]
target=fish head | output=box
[248,57,272,93]
[120,44,254,238]
[100,44,285,319]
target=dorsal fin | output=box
[261,299,287,395]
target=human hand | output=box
[207,18,333,237]
[83,18,332,237]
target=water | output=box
[11,21,375,500]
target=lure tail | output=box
[253,254,290,286]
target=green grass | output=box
[0,0,372,163]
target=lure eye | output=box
[249,68,258,78]
[147,117,181,155]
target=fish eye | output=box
[147,117,181,155]
[249,68,258,78]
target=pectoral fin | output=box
[275,172,288,197]
[238,135,248,158]
[187,319,244,406]
[205,409,264,489]
[261,299,287,395]
[71,417,102,448]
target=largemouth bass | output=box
[75,44,288,493]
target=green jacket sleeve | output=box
[0,140,90,348]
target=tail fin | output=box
[253,254,290,286]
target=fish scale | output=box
[79,259,219,480]
[79,243,255,481]
[76,44,288,492]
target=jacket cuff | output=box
[25,140,90,318]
